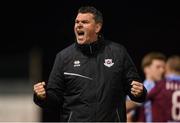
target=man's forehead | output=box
[151,59,165,65]
[76,13,94,20]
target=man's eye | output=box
[82,21,89,24]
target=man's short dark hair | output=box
[141,52,166,69]
[78,6,103,24]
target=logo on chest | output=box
[104,59,114,67]
[74,60,81,67]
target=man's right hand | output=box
[34,82,46,100]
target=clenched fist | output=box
[131,81,144,97]
[34,82,46,100]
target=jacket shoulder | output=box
[56,43,76,58]
[105,40,126,53]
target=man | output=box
[146,55,180,121]
[126,52,166,122]
[33,6,147,122]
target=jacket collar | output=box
[75,36,105,56]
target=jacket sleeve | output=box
[34,53,65,109]
[122,47,147,103]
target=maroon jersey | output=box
[147,76,180,122]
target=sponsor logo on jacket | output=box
[74,60,80,67]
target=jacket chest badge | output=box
[74,60,80,67]
[104,59,114,67]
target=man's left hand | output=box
[131,81,144,97]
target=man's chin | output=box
[77,39,87,45]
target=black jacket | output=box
[34,37,147,122]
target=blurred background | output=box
[0,0,179,121]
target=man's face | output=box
[74,13,101,44]
[144,59,166,81]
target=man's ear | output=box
[95,23,102,34]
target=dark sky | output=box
[1,0,179,79]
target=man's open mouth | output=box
[77,31,85,36]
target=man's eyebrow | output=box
[75,19,89,22]
[82,20,89,22]
[75,20,79,22]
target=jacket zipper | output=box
[68,111,73,122]
[116,109,120,122]
[89,45,93,54]
[93,56,98,121]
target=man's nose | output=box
[160,67,165,72]
[77,22,83,27]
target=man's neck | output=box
[88,36,98,44]
[145,76,155,82]
[166,71,180,76]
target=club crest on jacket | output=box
[104,59,114,67]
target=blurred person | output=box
[126,52,166,122]
[33,6,147,122]
[146,55,180,121]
